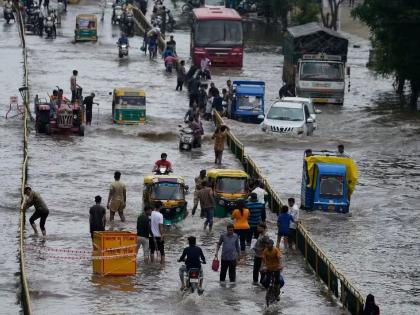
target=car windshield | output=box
[216,177,246,194]
[194,20,243,47]
[300,62,343,81]
[151,182,184,200]
[320,175,343,198]
[237,96,262,110]
[267,106,303,121]
[118,96,145,106]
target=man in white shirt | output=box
[288,197,300,249]
[150,201,165,263]
[251,180,268,205]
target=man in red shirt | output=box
[153,153,173,173]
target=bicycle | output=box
[264,271,282,307]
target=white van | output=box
[260,100,315,136]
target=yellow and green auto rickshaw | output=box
[143,175,188,226]
[75,14,97,42]
[112,88,146,124]
[208,169,249,218]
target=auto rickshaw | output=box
[207,169,249,218]
[301,150,358,213]
[111,88,146,124]
[75,14,97,42]
[143,175,188,226]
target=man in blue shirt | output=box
[246,192,266,246]
[276,205,295,250]
[178,236,206,291]
[118,32,129,46]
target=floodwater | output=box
[0,18,26,315]
[0,1,347,314]
[1,0,418,314]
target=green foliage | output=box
[291,0,319,25]
[352,0,420,104]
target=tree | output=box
[353,0,420,108]
[320,0,345,31]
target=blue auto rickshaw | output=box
[229,81,265,123]
[301,150,358,214]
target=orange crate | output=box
[92,231,137,276]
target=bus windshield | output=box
[118,96,145,106]
[194,20,243,47]
[300,62,344,81]
[319,175,343,198]
[216,177,246,194]
[151,182,184,200]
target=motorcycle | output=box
[154,166,171,175]
[117,43,129,58]
[44,16,55,38]
[123,14,134,36]
[3,6,14,24]
[112,5,123,24]
[184,268,204,295]
[179,125,194,151]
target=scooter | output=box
[179,125,194,151]
[118,43,129,58]
[44,16,55,38]
[3,7,14,24]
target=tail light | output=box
[190,271,198,278]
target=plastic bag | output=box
[212,258,219,272]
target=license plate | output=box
[328,205,335,212]
[189,278,199,283]
[212,57,223,63]
[313,98,328,103]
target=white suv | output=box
[281,97,318,130]
[260,100,315,136]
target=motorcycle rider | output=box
[3,0,14,22]
[190,115,203,148]
[153,153,173,173]
[200,57,211,80]
[117,32,129,46]
[178,236,206,292]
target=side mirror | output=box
[306,117,314,123]
[346,66,351,76]
[257,114,265,120]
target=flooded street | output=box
[1,0,419,314]
[0,20,25,314]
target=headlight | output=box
[218,200,224,206]
[165,208,170,213]
[74,114,78,119]
[175,207,181,213]
[296,127,304,134]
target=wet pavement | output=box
[1,0,419,314]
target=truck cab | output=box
[301,150,358,213]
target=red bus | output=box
[191,7,243,68]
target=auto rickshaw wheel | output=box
[45,123,51,135]
[78,124,85,136]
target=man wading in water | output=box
[22,186,50,237]
[107,171,127,222]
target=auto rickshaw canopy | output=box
[143,175,185,185]
[114,88,146,98]
[207,169,248,179]
[305,155,358,196]
[76,14,97,29]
